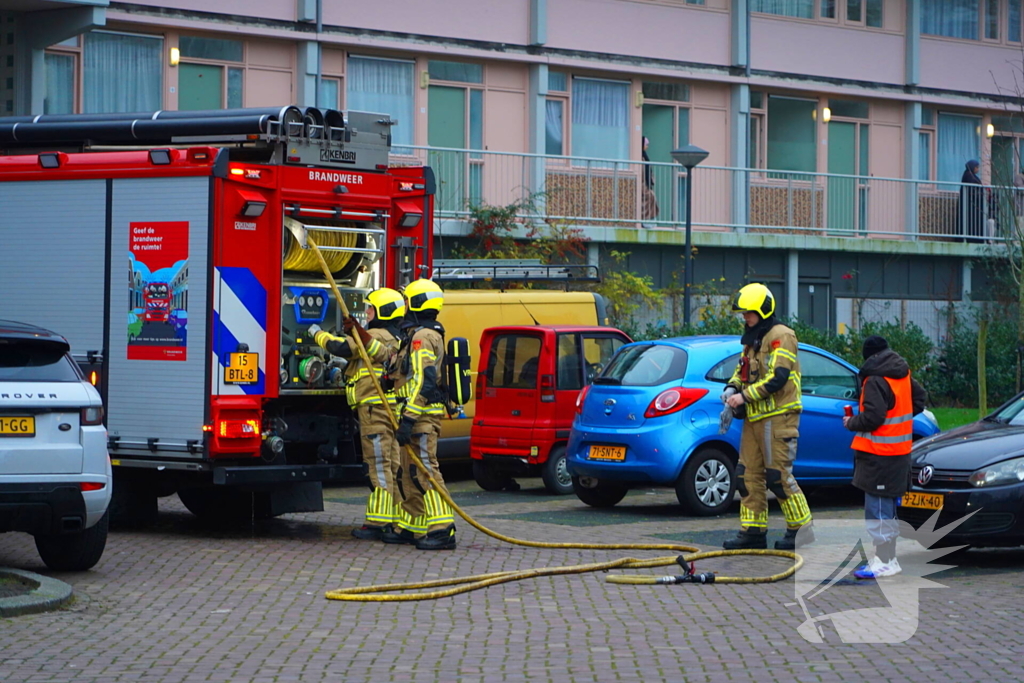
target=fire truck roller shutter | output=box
[282,217,369,282]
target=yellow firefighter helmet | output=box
[732,283,776,319]
[404,278,444,313]
[366,288,406,321]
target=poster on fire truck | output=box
[128,221,189,361]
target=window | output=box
[602,344,687,386]
[83,31,162,113]
[1012,0,1022,41]
[545,99,564,155]
[767,96,817,173]
[557,334,583,390]
[44,52,75,114]
[0,343,81,382]
[428,60,483,84]
[799,352,857,398]
[582,335,626,384]
[829,99,869,119]
[937,113,981,183]
[820,0,836,18]
[571,77,630,161]
[347,56,414,148]
[486,335,542,389]
[918,131,932,181]
[752,0,813,18]
[986,0,1000,38]
[318,77,340,109]
[641,81,689,103]
[922,0,980,40]
[177,35,244,111]
[866,0,882,26]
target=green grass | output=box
[930,407,981,431]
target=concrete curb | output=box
[0,568,73,618]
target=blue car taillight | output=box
[644,387,708,418]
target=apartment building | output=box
[2,0,1018,335]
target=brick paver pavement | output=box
[1,477,1022,683]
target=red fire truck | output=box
[0,106,434,523]
[142,282,172,322]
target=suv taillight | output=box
[80,406,104,425]
[576,384,591,414]
[643,387,708,418]
[540,374,556,403]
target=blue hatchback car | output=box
[566,336,940,516]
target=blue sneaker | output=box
[854,556,902,579]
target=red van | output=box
[470,325,632,494]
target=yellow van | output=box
[435,290,608,460]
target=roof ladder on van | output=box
[431,259,600,284]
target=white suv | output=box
[0,320,111,571]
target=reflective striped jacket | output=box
[728,323,802,422]
[313,327,399,406]
[393,326,446,418]
[852,375,914,456]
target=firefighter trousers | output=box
[394,414,455,535]
[357,403,400,528]
[737,411,813,531]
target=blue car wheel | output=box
[572,476,629,508]
[675,448,736,516]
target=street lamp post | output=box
[671,145,709,326]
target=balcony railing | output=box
[390,146,1017,244]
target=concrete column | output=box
[730,85,750,233]
[787,250,799,320]
[296,41,319,108]
[15,6,105,115]
[730,0,749,72]
[962,259,972,301]
[905,102,922,239]
[527,64,549,206]
[529,0,547,46]
[905,0,920,86]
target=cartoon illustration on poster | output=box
[128,221,189,361]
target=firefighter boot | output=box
[381,526,416,545]
[775,524,815,550]
[351,524,387,541]
[415,524,457,551]
[722,527,768,550]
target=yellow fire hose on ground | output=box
[292,231,803,602]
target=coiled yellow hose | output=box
[293,234,803,603]
[282,217,358,273]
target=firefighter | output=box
[308,288,405,541]
[382,278,457,551]
[722,283,814,550]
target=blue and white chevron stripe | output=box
[212,267,267,395]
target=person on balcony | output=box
[641,136,659,226]
[958,159,985,242]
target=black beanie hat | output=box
[862,335,889,360]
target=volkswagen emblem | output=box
[917,465,934,486]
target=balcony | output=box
[391,146,1016,246]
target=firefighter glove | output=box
[344,316,373,347]
[396,414,417,446]
[307,324,322,338]
[720,386,738,403]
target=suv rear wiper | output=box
[593,377,621,385]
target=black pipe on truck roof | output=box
[0,106,300,126]
[0,114,274,145]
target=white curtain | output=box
[44,53,74,114]
[751,0,813,18]
[921,0,979,39]
[937,113,981,183]
[571,77,629,161]
[347,56,415,147]
[83,32,163,113]
[545,99,563,155]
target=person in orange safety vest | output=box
[844,335,927,579]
